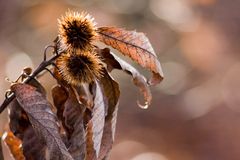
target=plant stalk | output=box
[0,52,59,113]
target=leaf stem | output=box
[0,48,60,113]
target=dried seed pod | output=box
[58,11,97,51]
[56,50,103,86]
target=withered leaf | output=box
[9,78,47,160]
[9,99,30,140]
[2,131,24,160]
[97,27,164,85]
[11,83,73,160]
[100,48,152,109]
[63,87,86,160]
[86,82,105,160]
[74,84,94,110]
[98,70,120,160]
[9,78,47,138]
[28,78,47,96]
[9,99,46,160]
[52,85,69,131]
[22,127,46,160]
[99,70,120,114]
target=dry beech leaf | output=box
[86,82,105,160]
[11,83,73,160]
[98,70,120,160]
[97,27,164,85]
[63,87,86,160]
[2,131,24,160]
[100,48,152,109]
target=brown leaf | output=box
[52,85,68,121]
[21,127,46,160]
[9,79,47,160]
[98,70,120,160]
[2,131,24,160]
[11,83,73,160]
[9,99,46,160]
[86,82,105,160]
[63,88,86,160]
[9,99,30,140]
[100,48,152,109]
[74,84,94,110]
[97,27,164,85]
[52,85,73,149]
[29,78,47,96]
[9,78,47,139]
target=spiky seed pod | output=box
[58,11,97,51]
[56,50,103,86]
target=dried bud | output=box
[56,50,103,86]
[58,11,97,51]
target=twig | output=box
[0,46,60,113]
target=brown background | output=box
[0,0,240,159]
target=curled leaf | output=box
[9,79,47,160]
[9,99,30,140]
[9,99,46,160]
[74,84,94,110]
[11,83,73,160]
[97,27,164,85]
[52,85,68,121]
[98,70,120,160]
[63,88,86,160]
[9,78,46,139]
[52,85,87,160]
[86,82,105,160]
[100,48,152,109]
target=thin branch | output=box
[0,45,61,113]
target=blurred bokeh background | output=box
[0,0,240,159]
